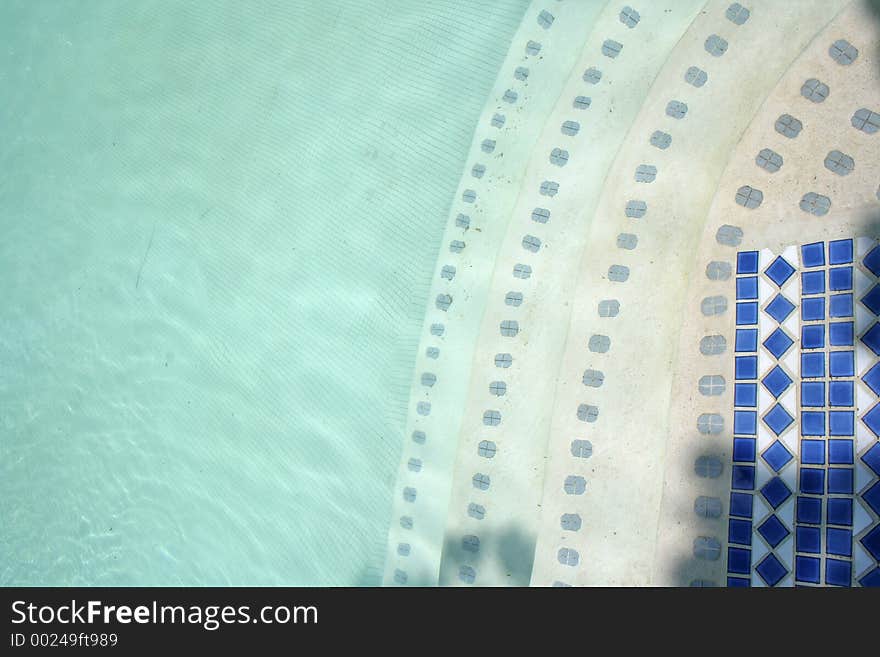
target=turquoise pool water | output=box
[0,0,529,585]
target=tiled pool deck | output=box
[385,0,880,586]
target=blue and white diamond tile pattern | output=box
[730,247,799,587]
[730,239,880,587]
[856,239,880,586]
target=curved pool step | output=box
[437,0,708,588]
[383,0,606,587]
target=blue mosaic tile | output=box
[828,439,853,463]
[864,443,880,475]
[864,244,880,276]
[796,526,821,554]
[828,238,853,265]
[762,366,792,398]
[797,496,822,524]
[862,481,880,515]
[795,555,821,584]
[863,405,880,438]
[829,266,853,291]
[729,492,753,518]
[736,302,759,325]
[862,285,880,315]
[827,497,853,526]
[727,547,751,574]
[761,476,792,509]
[825,558,852,587]
[801,242,825,268]
[827,468,853,495]
[762,440,793,472]
[732,437,756,461]
[713,233,880,587]
[862,363,880,395]
[728,518,752,546]
[735,328,758,352]
[734,382,757,407]
[801,439,826,464]
[735,356,758,380]
[801,381,825,407]
[828,321,854,347]
[801,352,825,379]
[829,351,855,377]
[736,276,758,300]
[828,413,855,438]
[861,323,880,355]
[826,527,853,557]
[861,568,880,587]
[799,468,825,495]
[734,411,757,436]
[764,404,794,435]
[737,250,759,274]
[828,381,854,407]
[829,293,854,318]
[801,411,826,436]
[801,270,825,295]
[802,297,825,322]
[765,295,796,323]
[727,576,751,587]
[862,525,880,561]
[765,256,795,286]
[763,327,795,358]
[732,465,756,490]
[801,324,825,349]
[756,553,788,586]
[757,515,790,548]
